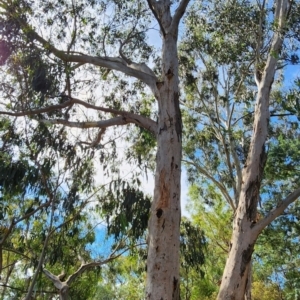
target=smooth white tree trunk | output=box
[145,2,187,298]
[146,36,182,300]
[218,1,289,298]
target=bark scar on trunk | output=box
[171,156,174,170]
[156,208,163,218]
[166,68,173,79]
[156,81,164,89]
[240,244,254,277]
[159,122,167,134]
[172,276,179,297]
[157,170,169,208]
[173,92,182,141]
[245,178,259,222]
[245,145,267,222]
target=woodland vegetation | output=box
[0,0,299,299]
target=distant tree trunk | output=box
[145,2,185,299]
[217,1,289,298]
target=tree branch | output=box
[0,97,158,135]
[0,100,74,116]
[146,0,166,36]
[41,115,157,135]
[43,244,134,293]
[253,188,300,234]
[25,27,158,93]
[0,283,56,294]
[66,256,118,285]
[0,220,15,247]
[43,269,67,290]
[215,240,229,254]
[67,0,78,53]
[171,0,191,31]
[40,117,129,128]
[183,159,235,211]
[24,192,56,300]
[84,128,106,148]
[229,137,242,206]
[69,97,157,134]
[14,200,52,224]
[2,247,31,260]
[260,0,288,87]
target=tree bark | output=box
[244,261,252,300]
[145,2,184,299]
[217,1,289,298]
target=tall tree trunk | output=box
[217,1,289,298]
[146,4,183,299]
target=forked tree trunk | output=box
[217,1,288,298]
[146,4,183,300]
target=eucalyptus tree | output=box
[186,184,289,299]
[0,0,192,298]
[181,0,300,298]
[0,115,110,299]
[0,110,154,300]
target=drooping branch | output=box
[1,283,56,295]
[254,0,266,86]
[0,220,14,278]
[67,0,78,53]
[253,188,300,234]
[2,247,31,260]
[229,140,242,207]
[227,87,243,204]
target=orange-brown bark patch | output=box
[157,170,170,209]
